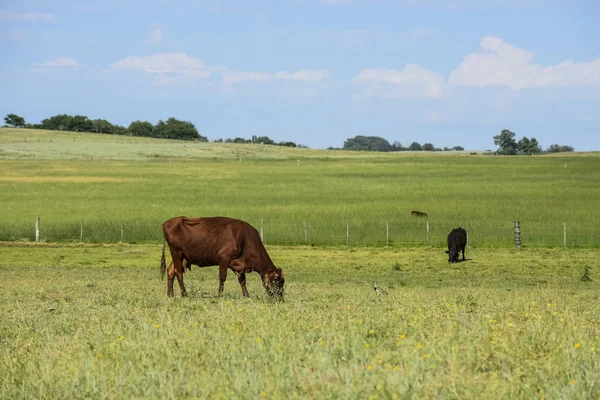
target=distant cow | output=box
[160,216,285,299]
[446,227,467,263]
[411,211,428,218]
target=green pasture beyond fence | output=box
[2,218,598,248]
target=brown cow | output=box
[160,216,285,299]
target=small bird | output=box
[373,281,388,295]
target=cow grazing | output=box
[160,216,285,299]
[411,210,428,218]
[445,227,467,263]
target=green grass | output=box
[1,244,599,399]
[1,128,599,247]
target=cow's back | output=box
[162,216,268,268]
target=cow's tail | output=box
[160,237,167,280]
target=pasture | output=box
[1,129,600,247]
[1,244,599,398]
[1,128,600,398]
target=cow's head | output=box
[263,268,285,300]
[445,249,458,263]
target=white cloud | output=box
[223,71,273,84]
[40,57,82,68]
[449,36,600,89]
[111,53,330,87]
[111,53,211,78]
[354,65,445,98]
[0,10,56,22]
[355,35,600,100]
[148,28,163,46]
[276,69,331,82]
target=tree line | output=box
[492,129,574,154]
[3,113,302,147]
[4,113,204,141]
[338,135,464,152]
[4,113,574,153]
[338,130,574,154]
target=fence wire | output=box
[2,219,599,248]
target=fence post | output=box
[80,218,84,242]
[346,221,349,247]
[514,221,521,248]
[260,219,264,244]
[563,222,566,248]
[304,219,308,245]
[426,220,430,246]
[120,220,124,242]
[35,216,40,242]
[386,221,389,247]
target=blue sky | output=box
[1,0,599,150]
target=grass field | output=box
[1,244,599,399]
[1,129,600,247]
[2,129,600,398]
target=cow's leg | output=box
[218,262,228,297]
[169,255,187,297]
[462,247,466,261]
[236,272,249,298]
[167,261,175,297]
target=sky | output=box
[1,0,599,150]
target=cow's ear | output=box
[445,250,449,254]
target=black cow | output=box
[445,227,466,263]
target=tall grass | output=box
[1,129,599,247]
[1,244,599,398]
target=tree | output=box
[255,136,275,145]
[493,129,518,155]
[41,114,74,131]
[391,141,405,151]
[409,142,422,151]
[452,146,464,151]
[91,119,114,134]
[422,143,435,151]
[128,121,154,137]
[343,136,392,152]
[4,113,25,128]
[226,137,251,143]
[154,118,206,141]
[547,144,574,153]
[278,141,297,147]
[517,136,541,155]
[70,115,93,132]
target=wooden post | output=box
[426,220,429,245]
[304,219,308,245]
[346,221,350,247]
[386,221,389,247]
[120,220,124,242]
[35,216,40,242]
[514,221,521,248]
[80,218,84,242]
[260,219,264,244]
[563,222,566,248]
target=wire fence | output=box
[2,218,599,248]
